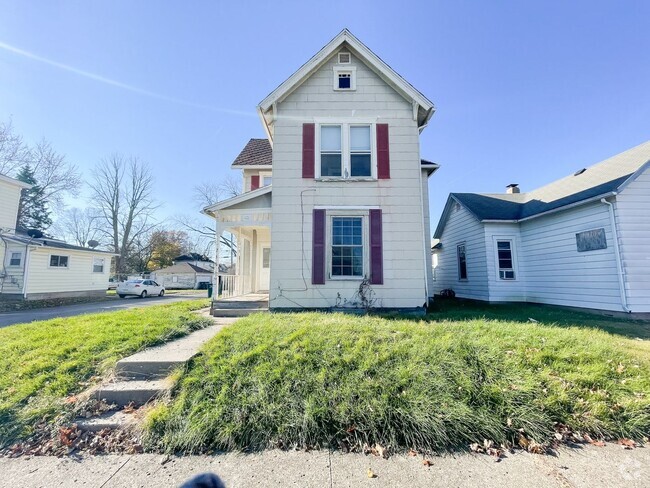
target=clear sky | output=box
[1,0,649,234]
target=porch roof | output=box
[203,185,272,217]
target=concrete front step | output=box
[75,410,137,432]
[211,308,267,318]
[212,300,269,310]
[115,321,236,380]
[92,379,170,407]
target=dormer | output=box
[231,138,273,192]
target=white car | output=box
[116,279,165,298]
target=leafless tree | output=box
[29,139,82,213]
[89,154,159,277]
[0,120,28,176]
[53,207,102,247]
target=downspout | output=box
[601,196,630,313]
[21,244,34,299]
[418,166,430,305]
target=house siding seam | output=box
[269,50,428,309]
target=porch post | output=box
[214,222,222,299]
[236,228,242,296]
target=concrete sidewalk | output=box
[1,444,647,487]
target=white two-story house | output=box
[204,29,438,311]
[0,172,115,300]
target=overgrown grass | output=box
[0,299,210,447]
[147,309,650,454]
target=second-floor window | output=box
[319,123,373,179]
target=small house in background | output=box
[0,173,116,300]
[150,262,213,289]
[171,253,215,271]
[432,141,650,313]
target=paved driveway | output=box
[0,294,207,328]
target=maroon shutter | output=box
[376,124,390,179]
[251,175,260,191]
[312,209,326,284]
[302,123,315,178]
[369,209,383,285]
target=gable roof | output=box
[173,253,214,263]
[153,262,213,275]
[202,184,272,216]
[434,140,650,237]
[2,233,117,254]
[257,29,435,141]
[231,138,273,168]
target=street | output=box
[0,294,206,328]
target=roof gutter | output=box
[601,195,630,313]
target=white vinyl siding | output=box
[25,248,110,295]
[484,223,525,302]
[269,51,428,309]
[0,179,23,233]
[615,167,650,312]
[433,204,489,300]
[519,201,621,310]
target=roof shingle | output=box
[232,138,273,167]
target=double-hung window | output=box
[457,244,467,280]
[497,240,515,279]
[9,252,21,266]
[50,255,69,268]
[320,125,342,177]
[93,258,105,273]
[319,123,373,179]
[331,217,364,277]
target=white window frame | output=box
[327,210,369,281]
[92,257,105,273]
[457,243,468,281]
[8,251,22,267]
[260,171,273,187]
[493,237,518,281]
[333,65,357,91]
[315,120,377,180]
[49,254,69,269]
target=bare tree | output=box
[0,120,28,176]
[29,139,81,213]
[89,154,159,277]
[53,207,102,247]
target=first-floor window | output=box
[9,252,22,266]
[331,217,363,277]
[93,258,105,273]
[497,240,515,279]
[457,244,467,280]
[50,255,69,268]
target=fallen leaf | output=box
[64,396,78,404]
[554,433,563,441]
[422,459,432,467]
[618,438,636,449]
[407,449,417,457]
[469,443,480,453]
[367,468,377,479]
[507,418,512,427]
[592,441,606,447]
[373,443,388,459]
[616,364,626,374]
[517,434,529,450]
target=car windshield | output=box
[126,280,143,284]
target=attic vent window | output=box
[338,52,351,64]
[333,66,356,91]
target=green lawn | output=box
[0,299,211,447]
[147,304,650,454]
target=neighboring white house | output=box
[204,29,438,311]
[432,141,650,313]
[0,172,115,300]
[151,262,213,289]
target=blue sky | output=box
[1,0,649,234]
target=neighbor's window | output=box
[350,125,371,177]
[457,244,467,280]
[50,255,69,268]
[331,217,363,277]
[9,252,21,266]
[92,258,105,273]
[320,125,342,177]
[497,240,515,280]
[172,276,178,283]
[262,175,272,186]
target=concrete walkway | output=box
[0,444,648,487]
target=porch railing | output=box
[218,274,252,299]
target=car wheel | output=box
[140,290,147,299]
[159,290,165,297]
[118,294,126,299]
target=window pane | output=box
[50,256,58,267]
[321,154,342,176]
[321,126,341,151]
[331,217,363,277]
[262,248,271,268]
[351,154,371,177]
[497,241,511,251]
[350,126,370,151]
[338,75,351,89]
[60,256,68,267]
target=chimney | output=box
[506,184,520,194]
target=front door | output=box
[258,246,271,291]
